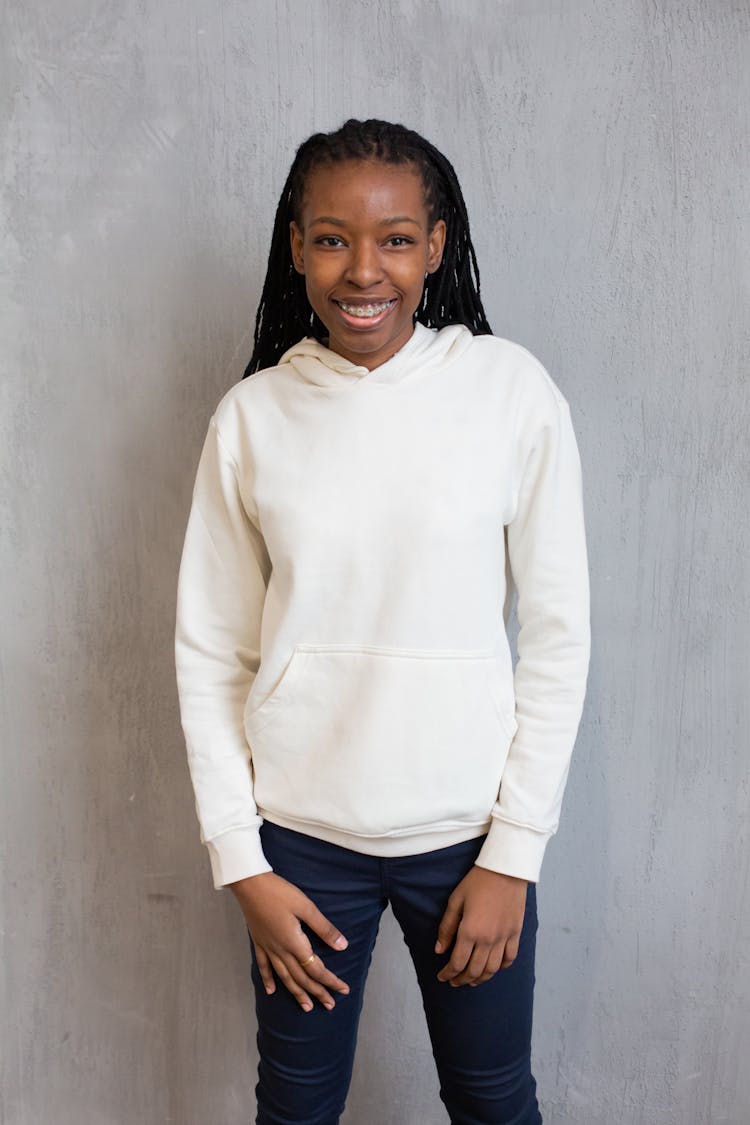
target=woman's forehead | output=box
[298,160,428,222]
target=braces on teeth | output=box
[338,300,394,318]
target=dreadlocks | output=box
[244,119,492,377]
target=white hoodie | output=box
[175,323,590,889]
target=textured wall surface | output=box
[2,1,749,1122]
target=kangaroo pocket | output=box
[245,644,518,838]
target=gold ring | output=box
[299,953,316,967]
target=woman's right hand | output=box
[229,871,350,1012]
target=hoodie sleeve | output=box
[175,416,272,888]
[476,379,590,883]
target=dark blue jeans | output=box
[250,822,542,1125]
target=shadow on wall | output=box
[533,578,610,1119]
[64,240,264,1123]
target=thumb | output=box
[299,898,348,952]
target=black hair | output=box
[244,118,492,376]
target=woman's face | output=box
[290,160,446,370]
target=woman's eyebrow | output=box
[309,216,346,227]
[309,215,422,227]
[378,216,421,226]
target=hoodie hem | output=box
[259,812,491,858]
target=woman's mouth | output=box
[333,298,397,327]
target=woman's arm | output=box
[436,371,590,985]
[175,417,350,1008]
[175,417,272,886]
[477,386,591,882]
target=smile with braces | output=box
[335,299,396,318]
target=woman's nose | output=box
[344,242,384,287]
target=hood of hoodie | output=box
[279,321,475,388]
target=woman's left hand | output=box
[434,866,528,987]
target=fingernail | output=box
[434,942,443,953]
[334,935,348,950]
[265,986,274,995]
[324,1002,334,1011]
[302,1003,312,1012]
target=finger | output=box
[269,954,314,1012]
[501,932,521,969]
[304,954,351,996]
[285,945,350,1008]
[437,935,474,982]
[470,945,505,987]
[254,944,276,995]
[450,945,491,988]
[289,938,350,995]
[434,898,461,954]
[288,957,338,1011]
[299,900,348,952]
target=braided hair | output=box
[244,118,492,377]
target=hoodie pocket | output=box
[245,643,517,838]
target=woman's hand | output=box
[434,866,528,987]
[230,871,350,1012]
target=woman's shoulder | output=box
[466,331,569,412]
[201,358,297,464]
[213,356,293,420]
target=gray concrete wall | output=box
[2,1,748,1122]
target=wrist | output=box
[473,864,528,888]
[228,870,274,900]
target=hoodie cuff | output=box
[206,826,272,889]
[474,818,550,883]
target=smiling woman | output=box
[175,118,590,1125]
[243,118,493,378]
[289,161,446,368]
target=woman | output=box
[175,117,590,1125]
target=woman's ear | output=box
[426,218,447,274]
[290,221,305,273]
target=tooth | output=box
[339,300,391,317]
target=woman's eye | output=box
[316,235,345,247]
[387,236,414,247]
